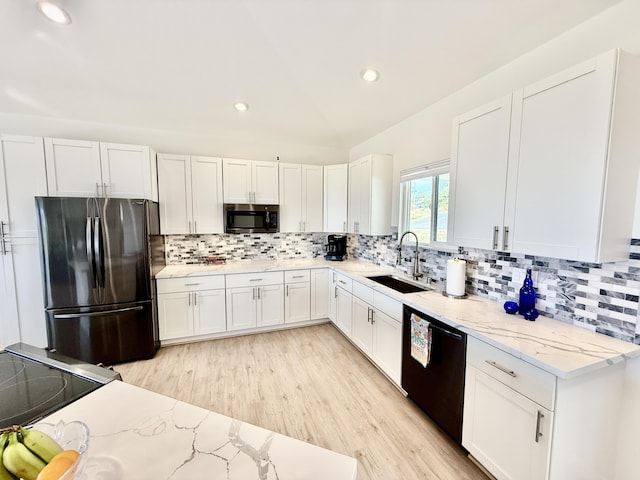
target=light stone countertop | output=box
[156,259,640,379]
[38,381,357,480]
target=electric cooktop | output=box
[0,343,121,428]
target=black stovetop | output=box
[0,349,109,427]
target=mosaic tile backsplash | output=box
[165,233,640,345]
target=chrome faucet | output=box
[397,231,423,281]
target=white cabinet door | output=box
[191,156,223,234]
[335,286,352,337]
[158,292,192,340]
[193,289,226,335]
[157,154,192,234]
[347,155,392,235]
[463,365,552,480]
[252,160,279,204]
[323,164,348,233]
[284,282,310,323]
[301,165,323,232]
[226,286,257,331]
[99,143,155,200]
[351,296,373,355]
[449,95,512,250]
[257,284,284,327]
[347,161,361,233]
[223,158,252,203]
[44,138,102,197]
[357,156,372,235]
[310,269,329,320]
[279,163,302,232]
[372,309,402,385]
[328,272,337,323]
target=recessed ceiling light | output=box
[37,1,72,25]
[360,68,380,82]
[234,102,249,112]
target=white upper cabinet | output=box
[449,95,512,250]
[279,163,323,232]
[450,49,640,262]
[157,154,223,235]
[323,164,348,233]
[45,138,157,200]
[223,158,279,204]
[347,154,393,235]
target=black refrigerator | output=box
[35,196,165,365]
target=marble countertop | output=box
[37,381,357,480]
[156,259,640,379]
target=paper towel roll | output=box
[446,258,466,297]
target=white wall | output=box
[0,112,349,165]
[350,0,640,231]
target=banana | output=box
[2,432,46,480]
[19,428,62,463]
[0,434,18,480]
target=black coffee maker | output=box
[325,234,347,261]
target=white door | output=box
[99,143,153,199]
[226,286,257,331]
[191,156,224,234]
[44,138,102,197]
[351,296,373,355]
[449,95,512,250]
[463,366,552,480]
[347,161,361,233]
[506,52,616,261]
[223,158,252,203]
[158,292,192,341]
[357,156,372,235]
[301,165,323,232]
[335,286,352,337]
[372,309,402,384]
[323,164,348,233]
[157,154,192,234]
[252,160,279,204]
[279,163,302,232]
[257,284,284,327]
[310,269,330,320]
[284,282,310,323]
[193,289,226,335]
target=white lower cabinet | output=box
[226,271,284,331]
[464,336,627,480]
[157,276,226,342]
[334,274,353,337]
[328,271,338,323]
[351,295,373,354]
[284,270,311,324]
[310,268,330,320]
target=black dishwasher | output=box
[402,305,467,444]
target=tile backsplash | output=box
[165,233,640,345]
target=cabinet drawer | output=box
[373,291,402,320]
[157,275,225,294]
[352,280,373,304]
[284,270,310,283]
[335,273,353,292]
[467,337,556,410]
[226,271,284,288]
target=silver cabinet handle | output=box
[252,287,256,300]
[194,292,197,306]
[96,182,101,197]
[338,280,347,285]
[188,292,191,306]
[183,283,200,286]
[257,287,261,299]
[485,360,517,378]
[371,310,375,325]
[286,285,289,297]
[535,410,544,443]
[292,275,304,279]
[188,220,192,234]
[194,220,198,234]
[103,182,108,196]
[367,307,372,323]
[343,221,346,232]
[334,286,338,298]
[503,226,509,251]
[0,221,7,255]
[250,278,263,282]
[492,226,499,250]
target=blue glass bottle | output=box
[518,268,536,316]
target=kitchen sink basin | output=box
[366,274,432,294]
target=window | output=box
[399,160,449,244]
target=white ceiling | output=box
[0,0,623,150]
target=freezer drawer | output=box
[46,300,157,364]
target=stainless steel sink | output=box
[366,274,432,294]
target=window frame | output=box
[399,159,450,247]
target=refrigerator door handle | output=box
[85,217,97,288]
[94,217,105,288]
[53,305,144,319]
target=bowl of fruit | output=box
[0,420,89,480]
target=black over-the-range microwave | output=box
[224,204,279,233]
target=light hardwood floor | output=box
[116,323,489,480]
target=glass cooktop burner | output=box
[0,352,103,428]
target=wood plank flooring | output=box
[115,323,488,480]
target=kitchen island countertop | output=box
[157,259,640,379]
[38,380,357,480]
